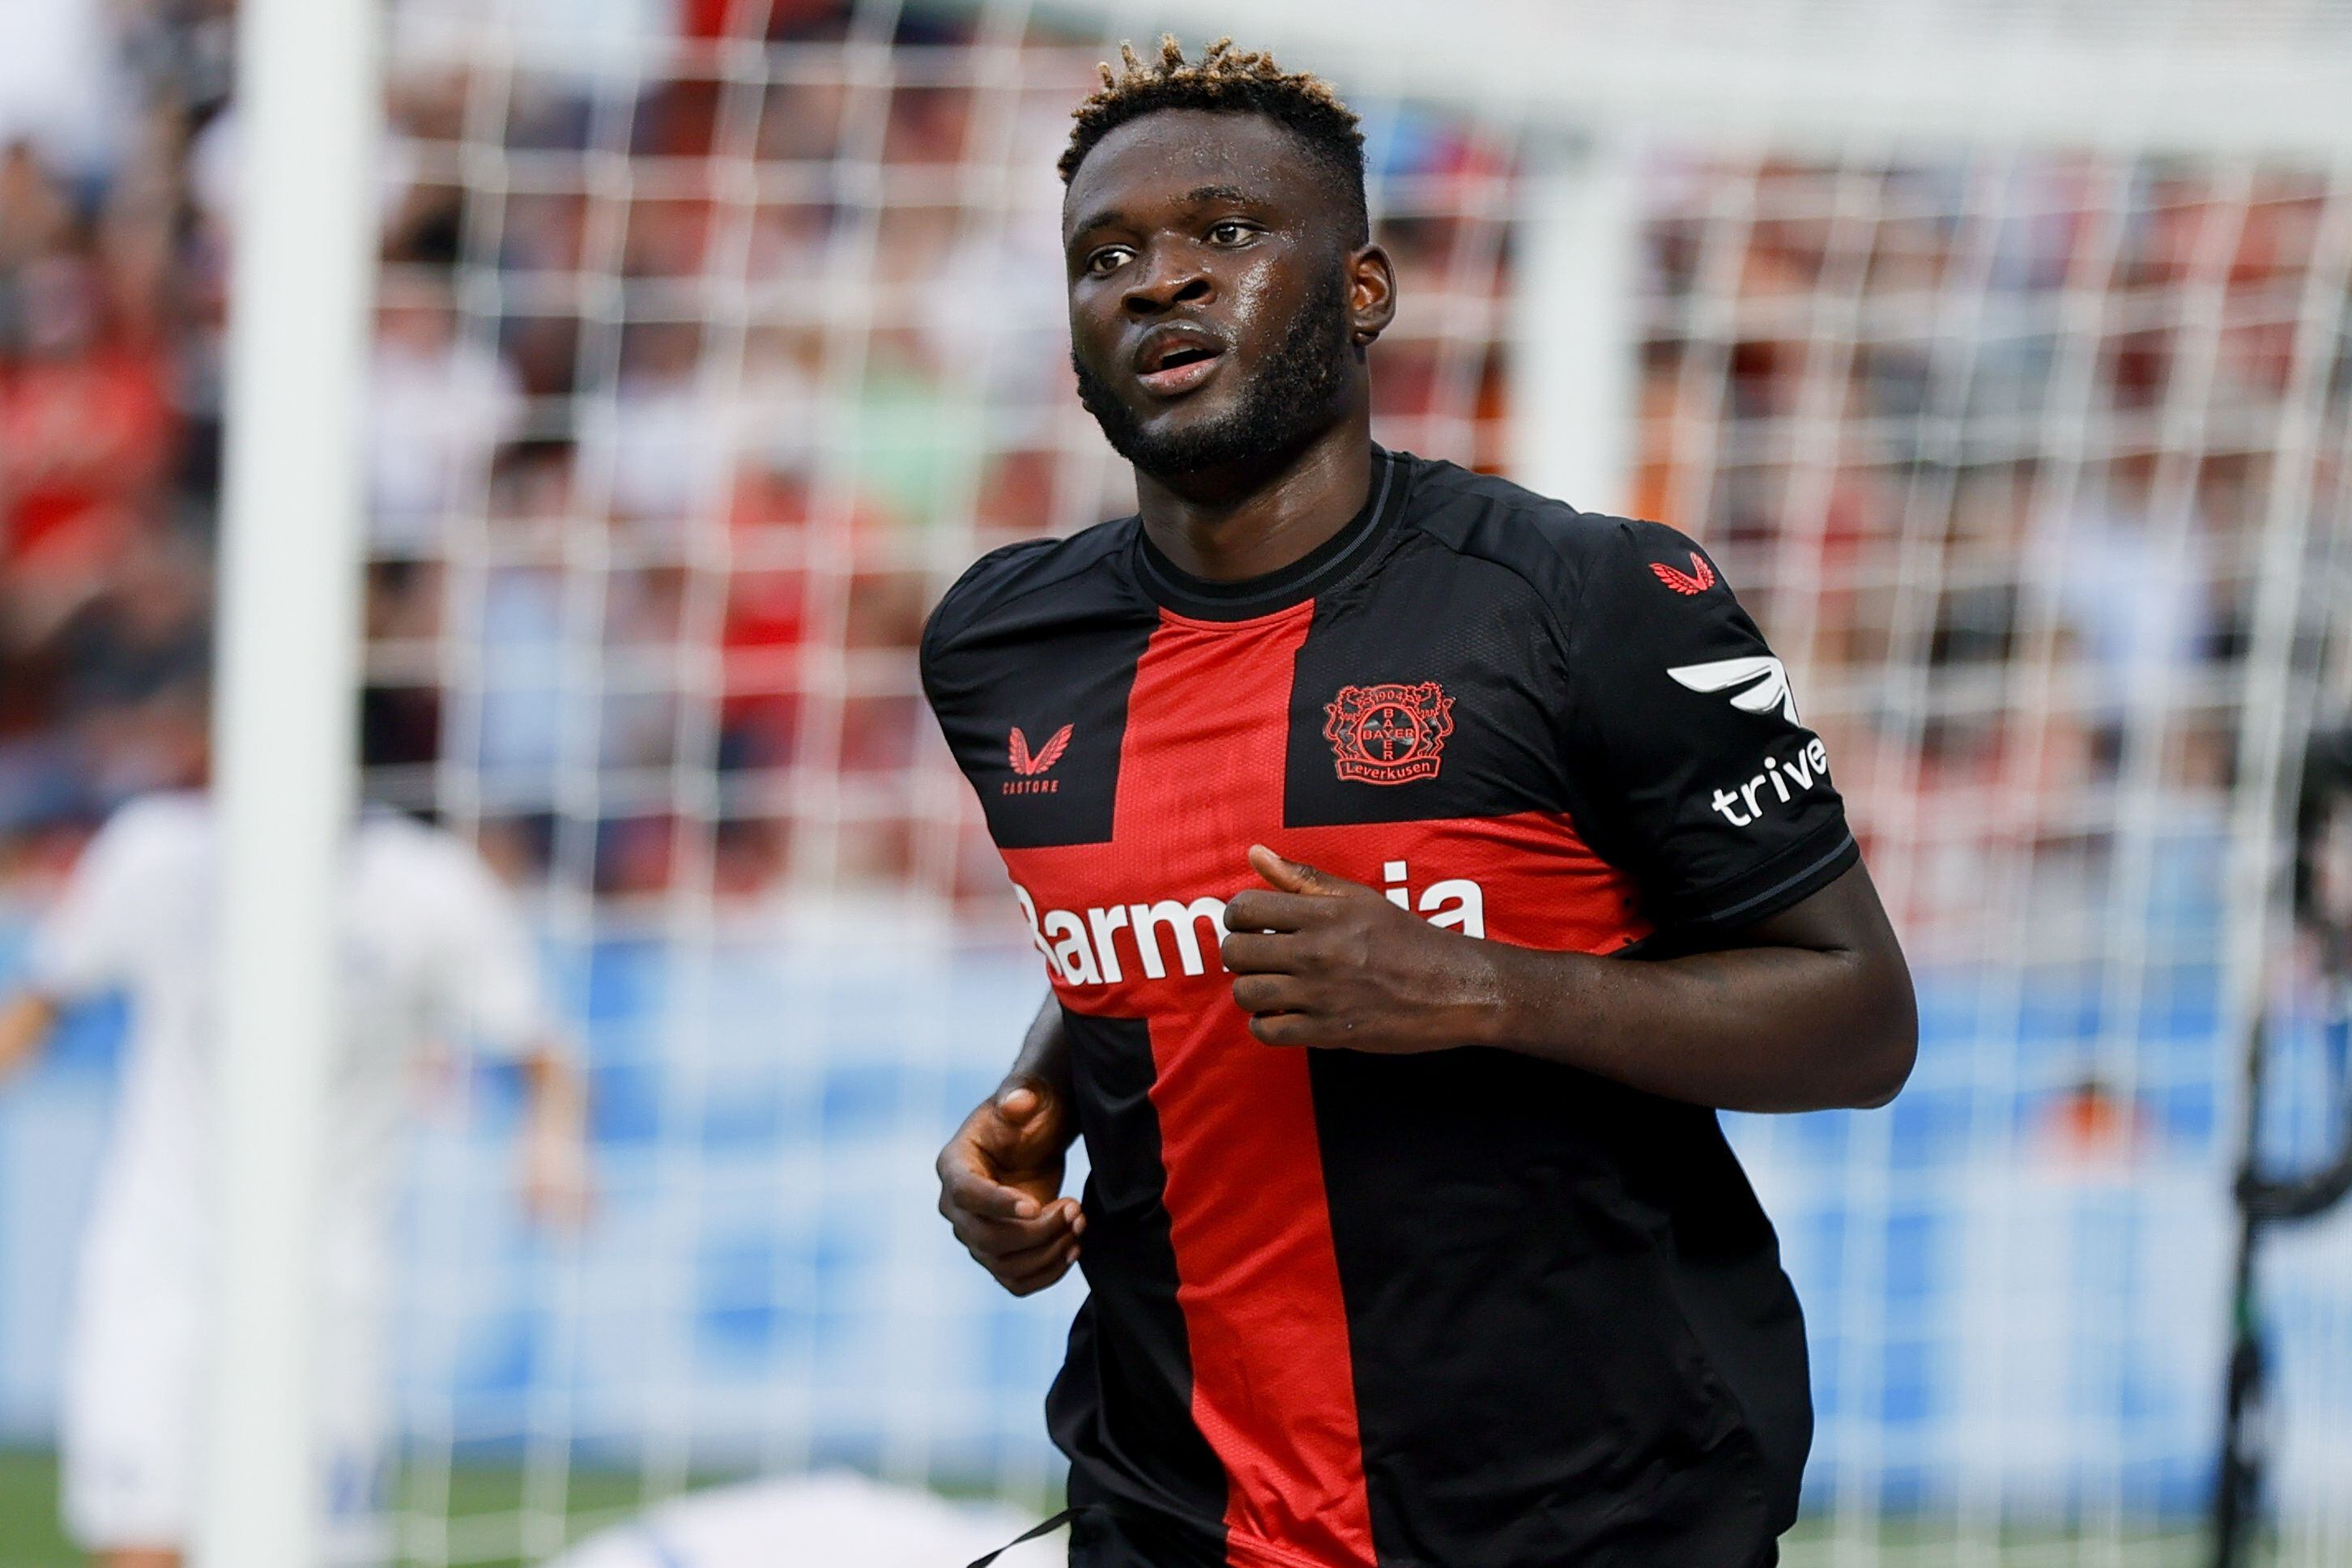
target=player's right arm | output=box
[917,535,1099,1297]
[0,799,162,1084]
[936,992,1084,1296]
[0,994,59,1081]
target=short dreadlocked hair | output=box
[1060,36,1369,244]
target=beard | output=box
[1072,268,1354,480]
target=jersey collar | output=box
[1131,447,1406,623]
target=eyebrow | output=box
[1067,206,1127,241]
[1067,184,1268,243]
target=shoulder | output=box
[356,809,450,863]
[919,518,1140,701]
[922,519,1137,652]
[1395,456,1709,621]
[354,813,507,909]
[83,790,212,875]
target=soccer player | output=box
[0,790,589,1568]
[922,38,1917,1568]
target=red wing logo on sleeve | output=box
[1649,551,1718,595]
[1008,722,1073,776]
[1004,723,1072,794]
[1323,682,1454,784]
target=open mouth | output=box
[1135,333,1227,395]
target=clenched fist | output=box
[936,1078,1084,1296]
[1221,843,1502,1052]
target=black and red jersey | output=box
[922,449,1856,1568]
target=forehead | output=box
[1063,109,1334,232]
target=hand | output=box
[0,995,61,1085]
[936,1079,1084,1296]
[1221,844,1500,1052]
[518,1102,594,1230]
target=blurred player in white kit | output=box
[0,782,589,1568]
[543,1471,1058,1568]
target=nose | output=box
[1122,246,1214,317]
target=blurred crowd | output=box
[1,1,2341,935]
[1626,157,2349,945]
[0,0,1519,907]
[0,1,228,885]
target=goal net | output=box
[356,0,2352,1562]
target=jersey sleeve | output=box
[1559,518,1857,932]
[423,842,555,1061]
[22,807,161,1000]
[918,536,1060,719]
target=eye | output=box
[1207,219,1257,246]
[1084,245,1133,277]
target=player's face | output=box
[1063,110,1373,479]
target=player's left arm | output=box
[1223,515,1915,1113]
[1223,845,1914,1113]
[517,1034,593,1226]
[431,841,593,1225]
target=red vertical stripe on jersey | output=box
[1115,603,1379,1568]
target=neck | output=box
[1132,405,1374,584]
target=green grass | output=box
[0,1447,2216,1567]
[1776,1518,2208,1567]
[0,1450,74,1567]
[0,1450,657,1568]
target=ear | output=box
[1347,241,1397,347]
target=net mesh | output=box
[363,2,2352,1562]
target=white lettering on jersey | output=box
[1709,738,1832,828]
[1129,897,1226,980]
[1667,654,1800,724]
[1016,862,1485,987]
[1384,859,1485,935]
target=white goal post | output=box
[1059,0,2352,160]
[201,0,380,1565]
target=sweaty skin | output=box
[1062,109,1396,579]
[935,106,1916,1298]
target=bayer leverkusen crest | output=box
[1323,682,1455,785]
